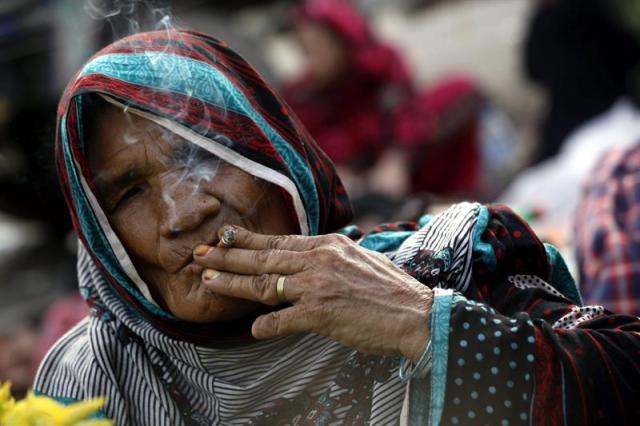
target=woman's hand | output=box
[193,226,433,362]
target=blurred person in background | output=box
[0,326,38,400]
[571,0,640,318]
[523,0,640,165]
[574,145,640,317]
[498,0,640,243]
[283,0,489,213]
[0,104,72,241]
[0,1,74,241]
[0,242,83,398]
[282,0,415,196]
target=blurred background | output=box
[2,0,640,396]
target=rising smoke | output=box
[84,0,173,42]
[84,0,266,232]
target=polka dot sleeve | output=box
[461,204,640,425]
[440,296,536,426]
[398,203,640,424]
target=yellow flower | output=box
[0,382,16,420]
[0,382,112,426]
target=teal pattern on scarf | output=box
[63,50,332,319]
[472,205,497,272]
[359,230,415,253]
[80,52,321,235]
[544,243,582,305]
[428,288,456,426]
[60,113,172,318]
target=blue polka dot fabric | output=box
[441,298,535,425]
[401,203,640,424]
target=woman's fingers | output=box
[194,246,305,275]
[215,225,344,252]
[201,269,304,304]
[252,306,315,339]
[201,269,316,339]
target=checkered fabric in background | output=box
[575,143,640,316]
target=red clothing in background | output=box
[283,0,414,171]
[401,76,483,197]
[284,0,483,196]
[35,293,90,367]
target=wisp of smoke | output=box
[84,0,172,40]
[85,0,257,232]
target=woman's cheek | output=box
[212,170,263,213]
[112,205,157,263]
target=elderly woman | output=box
[34,30,640,425]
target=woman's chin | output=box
[169,294,261,323]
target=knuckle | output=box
[250,274,270,299]
[220,247,233,263]
[266,235,286,250]
[263,274,278,300]
[254,249,271,266]
[311,247,327,263]
[270,312,283,335]
[315,234,333,246]
[315,245,341,262]
[226,274,241,292]
[331,233,352,246]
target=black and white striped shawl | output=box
[34,202,481,425]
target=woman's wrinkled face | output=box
[298,22,349,86]
[87,103,297,322]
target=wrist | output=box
[399,287,434,363]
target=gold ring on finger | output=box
[276,275,287,303]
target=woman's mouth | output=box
[177,235,220,272]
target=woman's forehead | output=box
[86,103,187,179]
[87,103,173,157]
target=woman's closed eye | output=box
[112,185,146,211]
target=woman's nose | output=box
[159,176,221,237]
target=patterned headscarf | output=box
[55,30,351,343]
[44,33,414,425]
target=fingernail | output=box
[202,269,219,281]
[194,245,211,256]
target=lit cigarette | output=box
[220,228,236,247]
